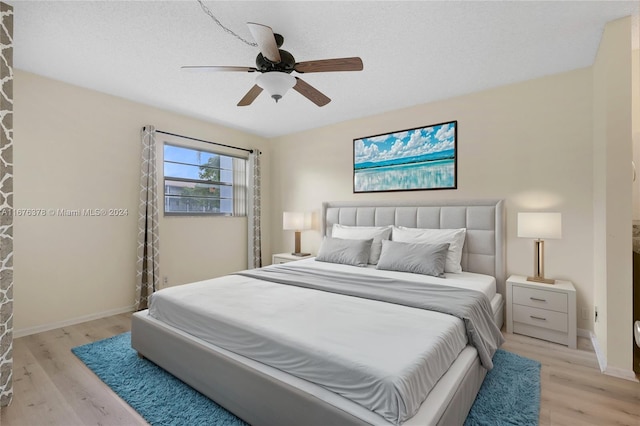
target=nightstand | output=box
[272,252,314,265]
[506,275,577,349]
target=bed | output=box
[131,199,506,426]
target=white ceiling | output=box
[12,0,640,138]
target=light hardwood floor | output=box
[1,313,639,426]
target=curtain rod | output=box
[149,128,257,154]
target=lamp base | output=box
[291,252,311,257]
[527,276,555,285]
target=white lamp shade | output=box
[517,212,562,239]
[283,211,311,231]
[256,72,296,101]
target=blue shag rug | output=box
[464,349,541,426]
[72,333,540,426]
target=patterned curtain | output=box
[0,1,12,407]
[247,150,262,269]
[135,126,159,310]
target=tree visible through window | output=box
[163,143,247,215]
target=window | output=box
[163,143,247,216]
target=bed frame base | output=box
[132,311,486,426]
[431,360,486,426]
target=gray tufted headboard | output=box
[322,199,506,296]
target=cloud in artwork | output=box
[354,139,381,162]
[435,123,455,142]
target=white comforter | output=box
[149,260,494,424]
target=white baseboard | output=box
[13,305,135,338]
[586,329,639,382]
[605,365,639,382]
[587,329,608,373]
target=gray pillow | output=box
[331,224,392,265]
[376,240,450,277]
[315,237,373,267]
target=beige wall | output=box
[592,17,633,373]
[270,68,596,332]
[13,70,269,334]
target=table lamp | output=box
[283,211,311,256]
[517,212,562,284]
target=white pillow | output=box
[331,224,392,265]
[391,226,467,273]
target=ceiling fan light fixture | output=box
[256,71,296,103]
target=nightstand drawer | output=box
[512,285,568,313]
[513,304,568,333]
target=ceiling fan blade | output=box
[293,77,331,107]
[237,84,264,107]
[247,22,281,63]
[294,57,363,74]
[181,66,257,73]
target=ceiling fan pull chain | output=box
[196,0,257,47]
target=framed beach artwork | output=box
[353,120,457,193]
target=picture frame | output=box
[353,120,457,193]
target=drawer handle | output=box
[530,315,547,321]
[530,297,547,302]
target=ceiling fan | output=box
[182,22,363,107]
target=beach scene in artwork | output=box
[353,122,456,192]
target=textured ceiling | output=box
[12,1,640,138]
